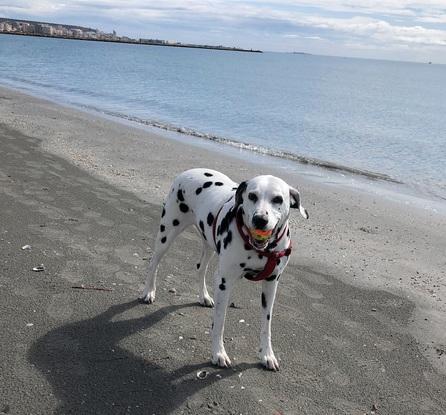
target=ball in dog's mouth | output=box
[249,228,273,248]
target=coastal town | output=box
[0,18,262,53]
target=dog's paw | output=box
[212,350,231,368]
[199,294,214,308]
[260,352,279,371]
[139,290,156,304]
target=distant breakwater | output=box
[0,32,263,53]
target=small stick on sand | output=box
[71,285,114,292]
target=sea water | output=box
[1,34,445,201]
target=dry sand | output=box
[0,85,445,414]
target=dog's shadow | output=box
[28,300,255,414]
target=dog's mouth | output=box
[249,228,273,249]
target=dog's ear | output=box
[235,181,247,206]
[289,186,309,219]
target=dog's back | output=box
[170,168,236,212]
[162,168,236,242]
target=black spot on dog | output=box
[217,208,235,236]
[276,258,281,265]
[223,230,232,249]
[160,224,165,232]
[247,256,251,260]
[261,292,267,308]
[267,314,270,321]
[203,181,213,188]
[196,263,201,269]
[199,220,205,232]
[177,189,184,201]
[204,172,213,177]
[232,187,238,191]
[239,262,246,268]
[268,241,278,250]
[258,254,263,259]
[161,236,167,244]
[216,240,221,254]
[202,232,207,240]
[161,207,166,218]
[211,322,214,329]
[207,212,214,226]
[173,219,179,226]
[287,229,290,237]
[244,243,252,251]
[219,278,226,290]
[244,272,254,279]
[215,182,223,186]
[196,187,202,195]
[179,203,189,213]
[266,274,277,282]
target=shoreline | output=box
[1,85,446,412]
[2,81,445,216]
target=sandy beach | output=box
[1,85,445,414]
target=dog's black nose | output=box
[252,215,268,230]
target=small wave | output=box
[78,104,402,184]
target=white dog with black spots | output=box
[140,168,308,371]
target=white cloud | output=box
[295,15,446,46]
[304,35,323,40]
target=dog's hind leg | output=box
[140,196,192,304]
[197,239,215,307]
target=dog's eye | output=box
[272,196,283,204]
[248,193,258,203]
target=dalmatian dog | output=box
[140,168,308,370]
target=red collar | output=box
[212,204,292,282]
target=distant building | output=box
[37,24,54,35]
[71,28,83,37]
[0,22,12,32]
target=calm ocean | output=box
[1,34,445,201]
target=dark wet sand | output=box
[0,87,446,414]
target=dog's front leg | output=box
[211,268,235,368]
[259,278,280,370]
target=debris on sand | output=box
[196,370,209,380]
[21,245,31,250]
[71,284,113,292]
[359,226,378,234]
[436,347,445,357]
[32,265,45,272]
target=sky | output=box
[1,1,446,63]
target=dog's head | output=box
[235,175,308,248]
